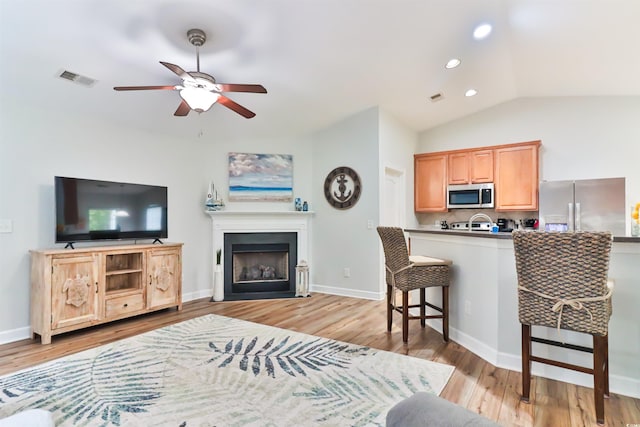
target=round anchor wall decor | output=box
[324,166,362,209]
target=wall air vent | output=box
[429,93,444,102]
[58,70,97,87]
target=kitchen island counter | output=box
[405,229,640,399]
[405,227,640,243]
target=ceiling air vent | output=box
[429,93,444,103]
[58,70,97,87]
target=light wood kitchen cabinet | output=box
[448,150,493,184]
[494,141,540,211]
[414,153,448,212]
[30,243,182,344]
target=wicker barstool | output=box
[376,227,452,344]
[512,230,614,425]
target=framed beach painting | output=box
[228,152,293,202]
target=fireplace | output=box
[223,232,297,300]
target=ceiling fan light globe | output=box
[179,87,220,112]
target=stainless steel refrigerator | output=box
[538,177,626,236]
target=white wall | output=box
[417,96,640,217]
[199,135,314,214]
[379,109,418,229]
[310,107,382,299]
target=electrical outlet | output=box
[464,300,472,315]
[0,219,12,233]
[343,268,351,278]
[367,220,374,229]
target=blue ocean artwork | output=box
[229,153,293,201]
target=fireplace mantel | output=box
[207,211,314,217]
[206,211,313,295]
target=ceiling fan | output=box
[113,29,266,118]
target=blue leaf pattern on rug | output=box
[0,314,454,426]
[207,335,366,378]
[0,346,164,426]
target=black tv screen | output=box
[55,176,168,243]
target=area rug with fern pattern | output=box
[0,314,454,427]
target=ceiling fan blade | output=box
[113,85,176,91]
[218,95,256,119]
[217,83,267,94]
[160,61,196,83]
[174,100,191,117]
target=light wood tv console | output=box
[30,243,182,344]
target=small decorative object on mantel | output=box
[294,197,302,211]
[212,249,224,302]
[205,182,225,212]
[205,182,215,211]
[324,166,362,210]
[295,260,310,297]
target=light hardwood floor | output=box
[1,293,638,426]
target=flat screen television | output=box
[55,176,168,245]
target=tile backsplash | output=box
[416,209,538,229]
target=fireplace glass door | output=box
[223,232,297,300]
[232,245,289,291]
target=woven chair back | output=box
[512,231,613,335]
[376,226,410,274]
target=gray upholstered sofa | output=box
[386,392,501,427]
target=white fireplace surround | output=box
[207,211,313,291]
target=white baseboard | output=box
[0,326,31,345]
[183,284,385,302]
[446,322,500,366]
[425,319,640,399]
[310,284,383,301]
[182,289,212,302]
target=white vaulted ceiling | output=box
[1,0,639,141]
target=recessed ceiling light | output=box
[445,58,461,69]
[465,89,478,97]
[473,23,492,40]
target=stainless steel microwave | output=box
[447,183,494,209]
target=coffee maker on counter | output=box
[496,218,515,232]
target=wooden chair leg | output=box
[594,334,606,425]
[420,288,426,327]
[604,334,610,397]
[521,324,532,403]
[402,291,409,343]
[442,286,449,342]
[387,284,393,332]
